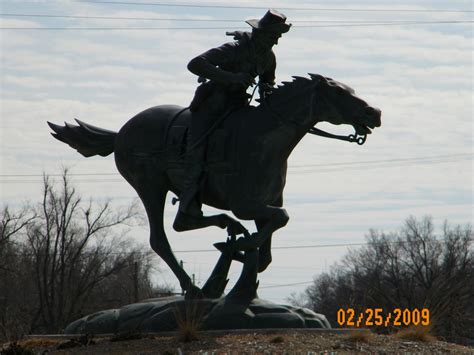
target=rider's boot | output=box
[173,144,206,231]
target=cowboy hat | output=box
[246,9,292,33]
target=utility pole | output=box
[180,260,185,296]
[133,261,139,303]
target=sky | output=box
[0,0,472,305]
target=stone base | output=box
[65,296,330,334]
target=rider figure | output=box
[175,9,291,228]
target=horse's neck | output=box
[269,85,316,123]
[258,102,314,164]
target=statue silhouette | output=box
[48,74,381,299]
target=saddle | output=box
[166,108,235,171]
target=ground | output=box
[2,329,473,354]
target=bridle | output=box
[309,126,367,145]
[263,81,368,146]
[308,79,367,145]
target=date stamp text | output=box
[336,308,430,327]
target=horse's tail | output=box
[47,119,116,157]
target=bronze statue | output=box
[47,9,381,302]
[48,74,381,299]
[177,9,292,227]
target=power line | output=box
[0,13,244,22]
[298,159,473,174]
[1,13,471,24]
[174,242,366,253]
[0,173,117,177]
[0,159,470,182]
[0,26,236,30]
[1,20,472,30]
[172,238,464,253]
[0,156,470,182]
[1,153,471,179]
[0,179,125,184]
[75,1,474,13]
[296,21,473,27]
[203,242,302,253]
[3,238,468,257]
[259,281,314,289]
[290,153,473,169]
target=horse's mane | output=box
[260,74,318,107]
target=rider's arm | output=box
[258,51,276,98]
[188,43,254,87]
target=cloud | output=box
[1,0,472,303]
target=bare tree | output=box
[0,170,176,339]
[86,250,175,312]
[292,216,473,344]
[23,170,142,332]
[0,206,35,271]
[0,206,36,339]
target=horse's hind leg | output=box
[137,184,199,297]
[173,210,249,237]
[233,204,289,253]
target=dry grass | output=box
[342,329,373,343]
[173,302,204,343]
[6,330,472,354]
[394,325,437,342]
[0,341,34,355]
[18,338,61,348]
[55,334,95,350]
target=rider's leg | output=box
[173,113,248,232]
[175,110,209,218]
[176,142,205,218]
[174,94,229,228]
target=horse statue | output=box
[48,74,381,300]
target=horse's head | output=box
[311,74,381,136]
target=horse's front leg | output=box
[232,204,289,252]
[255,195,283,272]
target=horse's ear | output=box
[291,75,308,83]
[309,73,326,83]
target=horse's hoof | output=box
[173,211,189,232]
[226,220,249,238]
[173,211,203,232]
[234,234,258,251]
[213,242,245,263]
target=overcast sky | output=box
[0,0,472,304]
